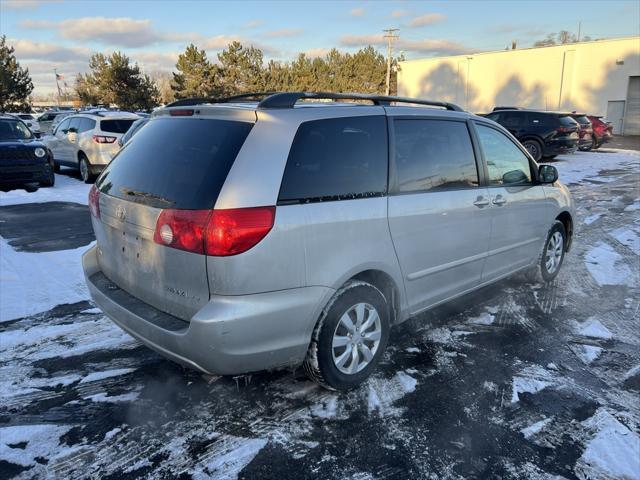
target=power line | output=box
[383,28,399,96]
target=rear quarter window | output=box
[100,119,136,134]
[278,116,387,203]
[96,117,253,209]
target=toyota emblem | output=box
[115,205,126,221]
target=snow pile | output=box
[80,368,136,384]
[0,424,74,467]
[583,213,603,225]
[575,317,613,340]
[189,436,268,480]
[575,409,640,480]
[467,312,495,325]
[309,395,339,419]
[0,237,93,321]
[584,242,633,286]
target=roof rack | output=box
[165,92,275,108]
[257,92,463,111]
[165,92,463,111]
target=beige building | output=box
[398,36,640,135]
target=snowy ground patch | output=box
[575,409,640,480]
[0,424,75,467]
[610,227,640,256]
[584,242,633,287]
[575,317,613,340]
[0,237,93,321]
[552,149,640,185]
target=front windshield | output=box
[0,119,33,141]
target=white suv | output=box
[47,111,139,183]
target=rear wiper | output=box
[120,187,175,206]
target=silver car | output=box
[46,111,139,183]
[83,92,575,390]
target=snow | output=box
[610,227,640,256]
[521,417,553,439]
[467,312,495,325]
[309,395,339,419]
[552,149,640,185]
[0,237,93,321]
[80,368,136,384]
[85,391,140,403]
[189,437,268,480]
[584,242,633,286]
[367,371,417,416]
[576,409,640,480]
[0,424,74,467]
[583,213,602,225]
[575,317,613,340]
[0,172,91,207]
[511,365,556,403]
[575,345,603,364]
[405,347,421,353]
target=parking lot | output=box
[1,147,639,479]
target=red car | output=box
[587,115,614,149]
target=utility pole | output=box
[383,28,399,95]
[54,68,62,106]
[577,21,582,42]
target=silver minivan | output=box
[83,93,575,390]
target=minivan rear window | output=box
[96,117,253,209]
[100,119,136,134]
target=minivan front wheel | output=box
[522,139,543,161]
[304,281,390,390]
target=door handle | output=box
[473,196,490,207]
[492,195,507,205]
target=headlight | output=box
[34,147,46,158]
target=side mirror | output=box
[502,169,528,184]
[539,164,558,184]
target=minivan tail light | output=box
[205,206,275,256]
[93,135,117,144]
[170,109,194,117]
[88,185,100,218]
[153,209,211,254]
[153,206,275,256]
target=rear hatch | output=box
[92,111,255,320]
[556,115,580,141]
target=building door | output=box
[624,76,640,136]
[607,101,625,135]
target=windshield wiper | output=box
[120,187,175,206]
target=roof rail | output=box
[257,92,464,111]
[165,92,275,108]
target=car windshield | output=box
[0,119,33,141]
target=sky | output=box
[1,0,638,96]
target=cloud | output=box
[201,35,278,55]
[263,28,303,39]
[1,0,61,10]
[9,38,90,62]
[339,34,473,56]
[132,51,180,72]
[243,19,265,29]
[19,16,196,48]
[391,9,409,18]
[304,47,332,59]
[407,13,446,28]
[350,7,365,17]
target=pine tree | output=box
[0,35,34,112]
[218,42,265,95]
[172,44,221,99]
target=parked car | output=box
[38,110,73,134]
[484,108,580,161]
[588,115,614,149]
[83,92,575,390]
[0,114,55,191]
[117,117,149,147]
[569,113,594,151]
[11,113,41,133]
[45,111,139,183]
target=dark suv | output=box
[484,109,580,161]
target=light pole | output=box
[383,29,399,96]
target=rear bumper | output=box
[82,245,333,375]
[543,139,578,156]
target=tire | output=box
[522,139,543,162]
[527,221,567,283]
[303,281,390,391]
[79,154,94,184]
[40,164,55,188]
[53,161,60,173]
[579,141,593,152]
[592,137,600,150]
